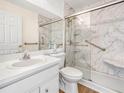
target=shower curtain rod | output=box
[65,0,124,19]
[39,0,124,27]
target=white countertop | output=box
[0,55,59,89]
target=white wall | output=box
[0,0,39,51]
[26,0,64,18]
[6,0,64,19]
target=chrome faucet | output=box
[53,43,57,53]
[22,50,30,60]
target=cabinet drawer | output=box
[40,76,59,93]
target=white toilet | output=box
[50,52,83,93]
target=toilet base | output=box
[65,81,78,93]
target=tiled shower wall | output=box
[66,1,124,92]
[90,2,124,78]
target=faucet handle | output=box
[22,50,31,60]
[27,54,31,59]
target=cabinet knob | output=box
[18,45,23,47]
[45,89,48,93]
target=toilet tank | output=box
[50,52,65,69]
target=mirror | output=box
[0,0,64,55]
[39,15,64,50]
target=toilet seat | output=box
[60,67,83,81]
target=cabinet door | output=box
[40,77,59,93]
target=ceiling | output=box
[64,0,101,12]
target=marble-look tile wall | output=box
[66,2,124,80]
[90,2,124,78]
[78,0,119,12]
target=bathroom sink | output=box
[11,59,44,68]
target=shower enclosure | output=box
[65,15,92,80]
[38,1,124,92]
[65,1,124,93]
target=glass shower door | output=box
[65,13,92,80]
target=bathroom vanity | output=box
[0,55,60,93]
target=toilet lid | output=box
[60,67,83,78]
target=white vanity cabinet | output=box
[0,65,59,93]
[29,77,59,93]
[40,77,59,93]
[29,87,40,93]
